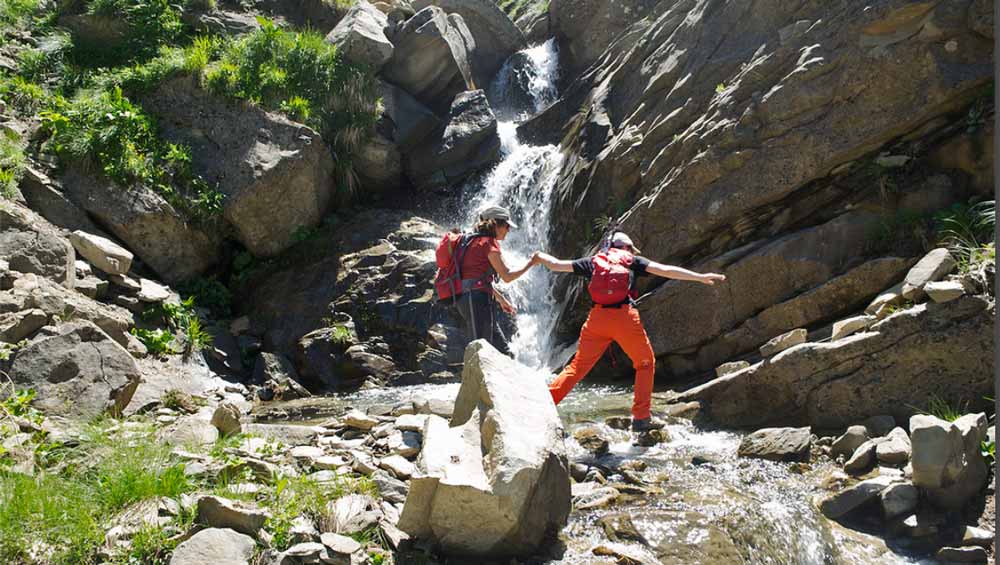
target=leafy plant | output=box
[177,277,232,317]
[934,200,996,271]
[327,324,353,347]
[982,440,995,465]
[131,327,177,356]
[70,0,188,68]
[183,314,212,354]
[1,388,41,424]
[0,129,25,199]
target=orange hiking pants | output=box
[549,305,655,419]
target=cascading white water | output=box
[459,39,565,370]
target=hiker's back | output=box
[588,248,635,305]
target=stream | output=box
[263,41,929,564]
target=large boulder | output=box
[141,75,336,258]
[0,202,75,287]
[325,1,394,69]
[8,321,141,419]
[411,0,527,87]
[548,0,659,74]
[382,6,475,115]
[678,295,994,429]
[405,89,501,190]
[169,528,255,565]
[60,166,221,284]
[398,340,571,556]
[354,130,403,193]
[910,413,989,510]
[379,81,443,152]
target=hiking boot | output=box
[630,417,666,432]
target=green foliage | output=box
[922,394,965,422]
[184,315,212,354]
[143,296,214,354]
[89,37,225,95]
[1,388,42,424]
[982,439,995,465]
[327,324,353,347]
[715,82,727,94]
[265,473,378,550]
[203,18,379,195]
[71,0,187,68]
[0,129,26,199]
[40,87,224,223]
[131,327,177,356]
[0,0,40,33]
[0,74,49,112]
[934,200,996,271]
[177,277,232,317]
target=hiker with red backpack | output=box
[434,206,536,354]
[532,231,726,432]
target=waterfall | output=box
[459,39,564,370]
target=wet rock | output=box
[592,544,659,565]
[844,439,878,476]
[910,413,989,511]
[715,361,749,377]
[901,248,957,301]
[354,131,402,193]
[935,546,989,563]
[875,427,911,465]
[0,202,75,287]
[197,495,270,536]
[404,89,501,190]
[325,1,393,69]
[864,415,897,438]
[831,315,875,341]
[738,427,811,462]
[573,426,610,456]
[10,321,140,420]
[168,527,255,565]
[635,429,668,447]
[572,483,619,510]
[924,280,966,303]
[831,426,870,460]
[382,6,474,114]
[598,513,648,545]
[880,483,918,519]
[759,329,807,357]
[819,475,898,519]
[961,526,993,548]
[211,403,242,437]
[398,340,571,556]
[569,463,589,482]
[605,416,631,430]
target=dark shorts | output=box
[447,290,511,355]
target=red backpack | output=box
[588,248,635,305]
[434,232,482,301]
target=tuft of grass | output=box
[934,199,996,272]
[266,473,378,550]
[40,87,224,223]
[69,0,188,69]
[923,394,966,422]
[203,18,380,197]
[0,129,26,200]
[0,74,49,113]
[142,296,214,354]
[176,277,232,318]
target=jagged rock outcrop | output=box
[382,6,476,115]
[141,75,336,259]
[325,1,394,70]
[677,295,994,428]
[412,0,526,87]
[379,81,443,152]
[910,412,989,511]
[398,340,571,556]
[9,321,141,420]
[549,0,660,74]
[405,89,501,190]
[0,201,75,288]
[543,0,993,372]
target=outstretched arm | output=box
[646,261,726,285]
[488,251,535,283]
[532,252,575,273]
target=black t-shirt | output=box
[572,254,651,305]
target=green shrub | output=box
[131,327,178,356]
[0,129,26,199]
[934,199,996,271]
[40,87,224,222]
[203,18,379,196]
[0,74,49,112]
[177,277,232,317]
[70,0,187,68]
[0,0,40,32]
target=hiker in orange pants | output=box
[533,232,725,431]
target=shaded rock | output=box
[573,426,610,456]
[9,321,139,420]
[715,361,749,377]
[864,415,898,438]
[831,426,870,460]
[573,483,619,510]
[679,297,994,428]
[404,89,500,190]
[875,427,911,465]
[354,131,402,193]
[68,230,132,276]
[844,440,878,476]
[141,75,335,259]
[935,546,989,563]
[961,526,993,548]
[18,165,104,235]
[831,315,875,341]
[197,496,269,536]
[880,482,918,519]
[924,280,966,303]
[388,430,421,458]
[549,0,659,74]
[901,248,957,301]
[819,475,898,519]
[382,6,474,114]
[325,1,393,69]
[605,417,631,430]
[759,329,807,357]
[379,81,442,152]
[398,340,571,556]
[737,427,811,462]
[411,0,526,87]
[0,202,75,287]
[597,513,648,545]
[168,528,255,565]
[372,471,408,504]
[910,413,989,510]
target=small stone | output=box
[759,328,807,357]
[573,485,620,510]
[573,426,610,456]
[831,315,876,341]
[831,426,870,459]
[372,471,408,504]
[901,248,957,301]
[289,516,319,544]
[715,361,750,377]
[935,546,988,563]
[196,495,269,536]
[379,520,410,549]
[169,528,255,565]
[229,316,250,335]
[320,532,362,555]
[69,230,133,276]
[314,455,348,470]
[137,278,171,302]
[863,415,896,438]
[597,513,648,545]
[875,427,911,465]
[388,430,421,458]
[880,482,918,518]
[109,273,141,292]
[844,439,878,475]
[635,429,668,447]
[961,526,994,547]
[738,427,811,462]
[924,280,966,303]
[570,463,589,482]
[75,260,93,278]
[819,475,898,519]
[866,283,904,315]
[393,413,427,432]
[349,450,378,475]
[342,409,378,430]
[290,445,325,462]
[605,417,631,430]
[210,403,242,436]
[379,455,415,479]
[875,154,911,168]
[282,541,325,560]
